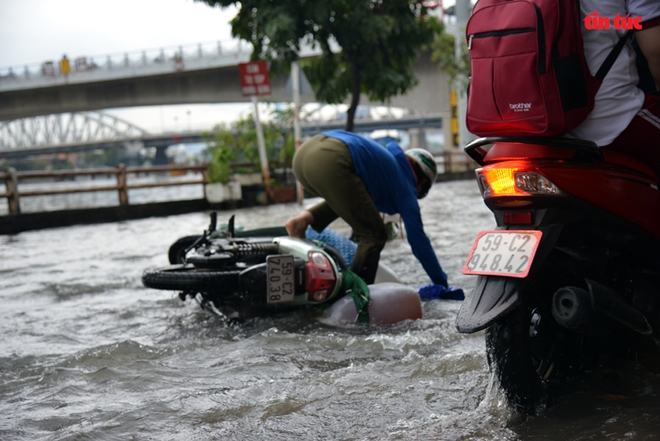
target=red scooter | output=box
[457,136,660,415]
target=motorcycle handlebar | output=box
[318,242,349,271]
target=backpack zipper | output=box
[467,2,545,73]
[468,28,535,50]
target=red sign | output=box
[238,61,272,96]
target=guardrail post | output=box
[201,168,209,200]
[5,167,21,215]
[444,151,452,173]
[117,164,129,206]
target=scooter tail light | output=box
[515,172,564,195]
[477,167,564,198]
[305,251,337,302]
[503,212,533,225]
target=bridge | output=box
[0,111,444,162]
[0,39,453,160]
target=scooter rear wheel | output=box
[485,255,594,415]
[142,264,241,293]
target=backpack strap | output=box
[595,31,632,81]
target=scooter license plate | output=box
[463,230,542,278]
[266,255,295,304]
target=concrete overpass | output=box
[0,40,452,134]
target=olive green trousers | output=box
[292,134,387,284]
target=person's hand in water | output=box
[285,211,314,238]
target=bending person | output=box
[285,130,448,290]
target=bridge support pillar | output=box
[123,141,145,167]
[408,128,428,150]
[153,146,170,166]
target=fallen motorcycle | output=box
[457,136,660,415]
[142,213,422,324]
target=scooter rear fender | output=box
[455,275,521,333]
[456,223,564,334]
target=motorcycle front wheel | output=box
[485,255,595,415]
[142,264,241,293]
[168,235,202,264]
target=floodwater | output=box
[1,180,659,440]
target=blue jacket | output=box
[322,130,447,285]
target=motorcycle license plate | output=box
[463,230,542,278]
[266,255,295,304]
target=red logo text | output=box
[584,11,643,30]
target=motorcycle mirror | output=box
[209,212,217,233]
[226,214,235,238]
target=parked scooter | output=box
[457,136,660,414]
[142,213,422,324]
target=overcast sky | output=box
[0,0,238,67]
[0,0,257,132]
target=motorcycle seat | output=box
[601,150,659,181]
[483,142,575,162]
[481,141,658,181]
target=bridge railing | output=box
[0,38,334,93]
[437,150,477,176]
[0,39,251,91]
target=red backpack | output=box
[465,0,628,137]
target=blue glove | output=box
[418,283,465,301]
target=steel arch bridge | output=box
[0,112,148,150]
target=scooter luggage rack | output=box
[464,137,603,166]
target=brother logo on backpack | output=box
[465,0,628,137]
[509,103,533,112]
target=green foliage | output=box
[206,139,234,184]
[82,148,124,168]
[3,148,124,171]
[196,0,443,132]
[430,29,471,92]
[204,106,295,183]
[3,158,72,172]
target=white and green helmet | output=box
[405,148,437,199]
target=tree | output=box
[197,0,442,132]
[205,106,295,183]
[430,28,470,92]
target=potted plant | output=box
[204,134,242,204]
[271,180,296,203]
[266,107,297,203]
[205,105,297,205]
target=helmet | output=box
[405,148,437,199]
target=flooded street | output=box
[1,179,659,440]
